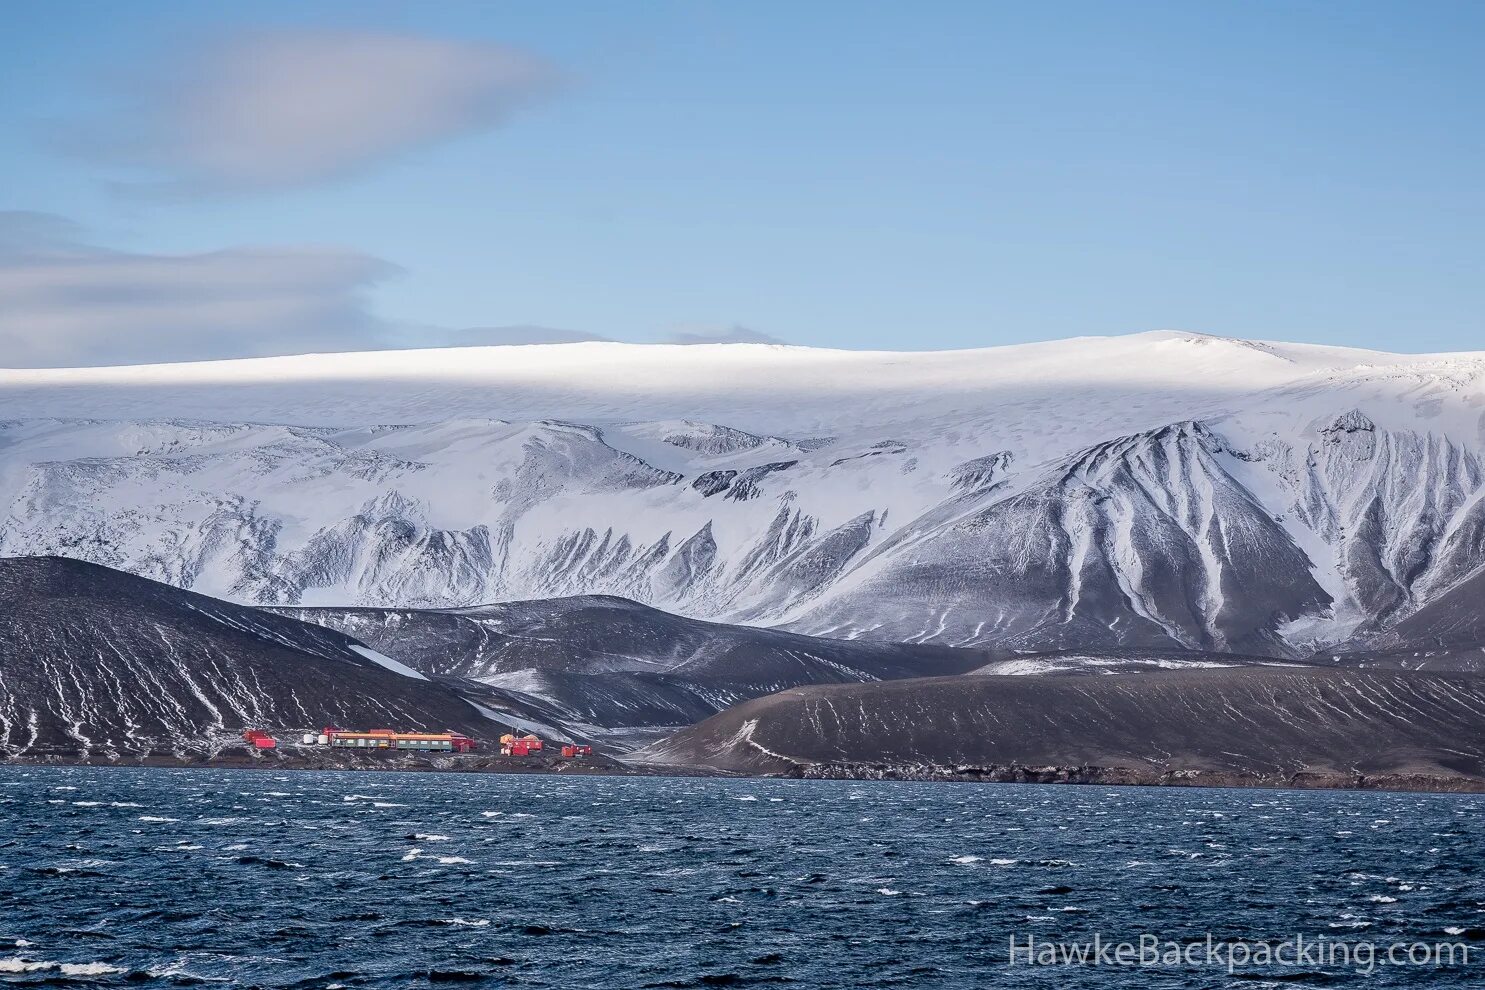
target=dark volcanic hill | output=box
[265,596,988,730]
[637,667,1485,790]
[0,556,487,758]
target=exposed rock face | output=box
[0,556,487,758]
[267,596,987,730]
[636,667,1485,789]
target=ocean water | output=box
[0,768,1481,988]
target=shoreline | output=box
[775,761,1485,794]
[5,752,1485,795]
[0,749,661,777]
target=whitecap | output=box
[948,855,983,865]
[0,958,124,977]
[62,962,125,976]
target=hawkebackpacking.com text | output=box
[1008,933,1472,976]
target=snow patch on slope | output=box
[349,644,427,681]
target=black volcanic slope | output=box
[267,597,989,728]
[0,556,486,757]
[638,667,1485,789]
[1329,567,1485,672]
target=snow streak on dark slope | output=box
[793,422,1327,656]
[1327,566,1485,672]
[638,668,1485,787]
[969,647,1294,677]
[1230,409,1485,638]
[0,557,485,757]
[266,597,988,729]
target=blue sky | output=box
[2,1,1482,364]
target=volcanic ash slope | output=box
[635,667,1485,791]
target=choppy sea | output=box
[0,767,1481,988]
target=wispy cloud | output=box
[65,30,560,195]
[0,212,400,367]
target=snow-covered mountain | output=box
[3,330,1483,656]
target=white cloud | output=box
[70,30,560,194]
[0,212,400,367]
